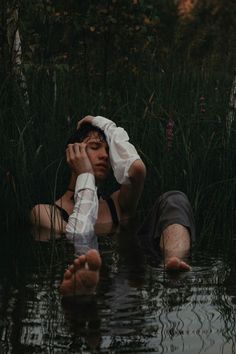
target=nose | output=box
[99,147,109,160]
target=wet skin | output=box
[66,132,111,183]
[60,249,102,297]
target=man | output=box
[31,115,194,297]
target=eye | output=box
[89,143,100,150]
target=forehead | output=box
[84,132,108,146]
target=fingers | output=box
[72,143,81,157]
[77,115,94,129]
[74,142,87,156]
[66,144,76,166]
[66,143,87,161]
[66,143,93,175]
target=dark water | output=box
[0,229,236,354]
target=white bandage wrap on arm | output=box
[92,116,140,185]
[66,173,98,255]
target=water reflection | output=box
[0,230,236,353]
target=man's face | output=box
[83,132,110,181]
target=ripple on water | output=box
[1,240,236,353]
[94,251,236,353]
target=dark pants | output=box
[137,191,195,261]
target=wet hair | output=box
[66,122,106,145]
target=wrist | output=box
[73,163,94,176]
[75,173,96,192]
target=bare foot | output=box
[60,249,102,297]
[165,256,191,271]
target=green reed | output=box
[0,64,235,244]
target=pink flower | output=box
[5,171,16,193]
[199,95,206,113]
[166,115,175,150]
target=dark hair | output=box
[66,122,106,145]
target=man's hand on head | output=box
[77,115,94,130]
[66,143,94,176]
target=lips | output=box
[96,163,108,170]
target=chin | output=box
[95,172,108,182]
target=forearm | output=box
[92,116,141,185]
[66,173,99,254]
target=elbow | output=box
[134,159,146,177]
[129,159,146,183]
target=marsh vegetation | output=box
[0,1,236,353]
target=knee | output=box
[161,190,190,208]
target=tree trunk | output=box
[226,67,236,141]
[7,7,21,68]
[7,5,28,103]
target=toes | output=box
[72,251,101,272]
[179,261,191,271]
[73,255,86,270]
[86,249,102,271]
[165,257,180,270]
[68,264,75,273]
[165,257,191,272]
[64,269,72,280]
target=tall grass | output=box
[0,63,235,245]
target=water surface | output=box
[0,229,236,354]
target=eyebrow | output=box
[86,139,109,148]
[87,139,103,144]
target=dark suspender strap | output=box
[104,197,119,225]
[54,204,69,223]
[54,195,119,226]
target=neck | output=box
[63,173,76,201]
[67,173,77,191]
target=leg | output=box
[60,249,102,297]
[137,191,195,269]
[160,223,191,271]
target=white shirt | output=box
[66,173,99,255]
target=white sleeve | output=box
[66,173,99,255]
[92,116,140,185]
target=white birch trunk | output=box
[226,68,236,140]
[7,7,29,104]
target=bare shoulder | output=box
[30,203,66,233]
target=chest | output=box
[97,198,117,223]
[59,194,121,235]
[95,198,119,234]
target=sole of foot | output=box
[60,249,102,297]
